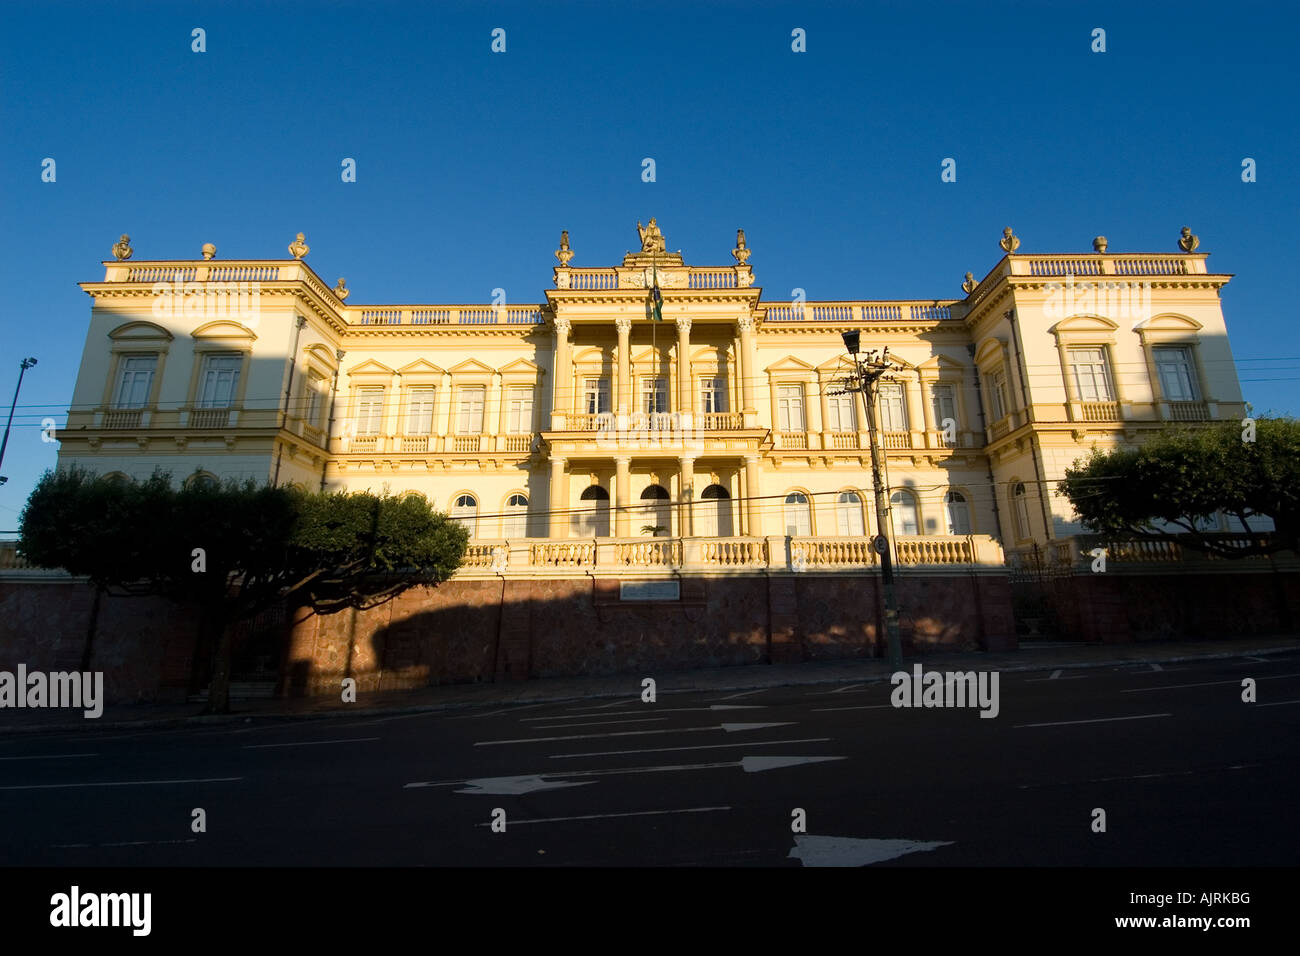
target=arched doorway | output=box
[639,484,671,537]
[574,485,610,537]
[698,484,733,537]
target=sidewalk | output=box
[3,636,1297,735]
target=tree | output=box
[18,468,469,712]
[1057,416,1300,557]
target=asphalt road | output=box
[1,651,1297,866]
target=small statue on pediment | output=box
[334,278,349,300]
[961,272,978,294]
[999,227,1020,254]
[732,229,751,265]
[288,232,310,259]
[556,230,574,267]
[1178,226,1199,253]
[112,234,133,261]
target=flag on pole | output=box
[650,264,663,322]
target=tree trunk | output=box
[80,586,103,673]
[203,613,234,715]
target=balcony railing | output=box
[1080,400,1120,422]
[827,432,859,450]
[777,432,808,449]
[103,409,143,429]
[763,301,956,323]
[503,434,533,452]
[354,306,547,326]
[881,431,911,449]
[450,534,1004,578]
[699,412,744,430]
[452,435,482,452]
[401,435,430,452]
[1167,400,1209,421]
[190,407,231,429]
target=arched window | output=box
[186,472,219,491]
[783,492,812,537]
[945,491,971,535]
[501,493,528,538]
[890,490,919,536]
[574,485,610,538]
[639,484,671,537]
[698,484,733,537]
[100,471,131,486]
[451,493,478,538]
[836,491,865,536]
[1011,482,1031,541]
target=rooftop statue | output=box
[112,234,133,261]
[1178,226,1199,253]
[637,218,666,254]
[555,229,574,266]
[732,228,751,265]
[999,227,1020,254]
[288,232,310,259]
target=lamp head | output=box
[21,358,37,369]
[841,330,860,356]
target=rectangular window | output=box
[113,355,156,409]
[305,371,325,426]
[406,386,435,435]
[641,377,668,414]
[700,376,727,414]
[583,378,610,414]
[930,384,957,431]
[878,384,907,431]
[506,387,534,433]
[989,370,1008,421]
[777,385,805,432]
[354,386,385,435]
[1153,346,1198,401]
[826,393,857,432]
[457,385,486,433]
[1069,348,1115,402]
[197,354,242,408]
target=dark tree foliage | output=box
[18,467,468,712]
[1058,416,1300,558]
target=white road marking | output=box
[516,717,668,729]
[1121,673,1300,693]
[1257,699,1300,707]
[449,702,565,720]
[789,835,954,867]
[53,838,200,848]
[1026,670,1087,682]
[0,753,98,761]
[1147,662,1164,672]
[823,684,869,695]
[411,755,843,794]
[556,705,765,717]
[812,704,894,712]
[1018,762,1262,789]
[1014,713,1171,729]
[243,737,380,749]
[0,776,242,791]
[708,689,768,701]
[474,806,731,826]
[547,738,832,759]
[474,722,794,746]
[567,699,643,712]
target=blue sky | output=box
[1,0,1297,526]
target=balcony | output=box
[763,301,956,323]
[1167,400,1209,421]
[190,407,232,429]
[400,435,430,452]
[699,412,743,430]
[881,431,911,449]
[452,534,1004,578]
[1080,400,1120,422]
[503,434,533,452]
[452,435,482,452]
[354,305,545,326]
[826,432,859,450]
[777,432,808,450]
[103,409,143,429]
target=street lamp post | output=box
[0,357,38,486]
[832,332,903,670]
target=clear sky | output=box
[1,0,1297,528]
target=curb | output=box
[3,642,1296,736]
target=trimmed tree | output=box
[1057,415,1300,557]
[19,468,468,712]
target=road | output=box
[1,651,1296,866]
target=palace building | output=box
[59,220,1244,576]
[12,219,1262,696]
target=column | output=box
[615,456,631,537]
[744,454,762,537]
[678,456,695,537]
[738,315,757,427]
[549,456,567,538]
[615,315,632,427]
[675,315,692,429]
[486,370,501,450]
[438,371,453,452]
[1057,342,1080,422]
[919,376,936,447]
[904,375,925,449]
[551,316,571,429]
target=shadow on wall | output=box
[279,571,1015,698]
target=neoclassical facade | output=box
[58,222,1246,575]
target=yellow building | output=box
[59,222,1245,576]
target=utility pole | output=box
[0,357,38,487]
[830,332,903,670]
